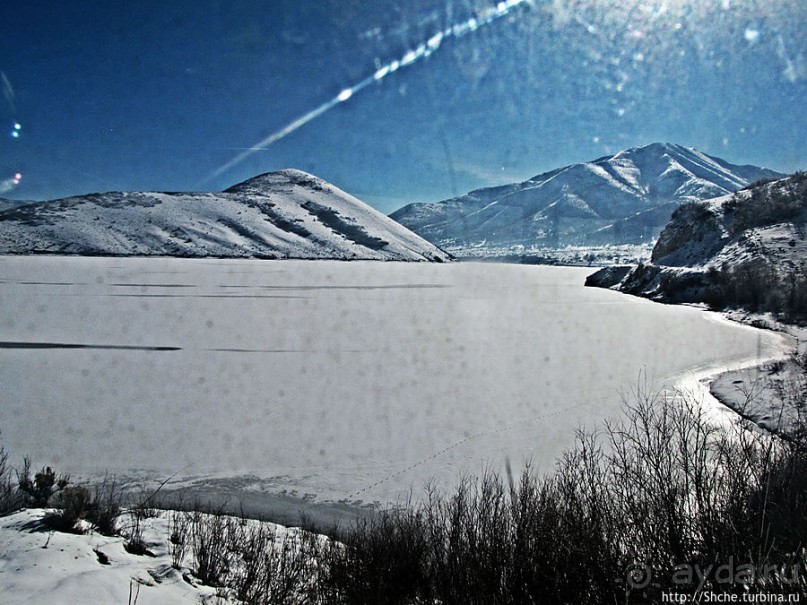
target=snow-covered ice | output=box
[0,257,789,516]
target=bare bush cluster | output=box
[88,476,123,535]
[317,387,807,604]
[165,505,327,604]
[0,439,124,535]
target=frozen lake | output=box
[0,257,787,519]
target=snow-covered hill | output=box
[390,143,782,256]
[586,173,807,317]
[0,169,451,262]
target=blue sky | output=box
[1,0,805,213]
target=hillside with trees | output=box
[587,172,807,321]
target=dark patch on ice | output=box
[110,283,196,288]
[0,341,181,351]
[206,347,367,353]
[1,280,85,286]
[219,284,449,291]
[265,284,448,291]
[105,293,307,299]
[206,348,309,353]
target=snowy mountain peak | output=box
[224,169,328,194]
[391,143,783,256]
[0,172,451,261]
[614,141,684,156]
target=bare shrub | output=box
[0,442,22,515]
[47,485,92,533]
[190,507,236,586]
[230,524,318,605]
[17,459,69,507]
[168,508,191,569]
[86,475,122,536]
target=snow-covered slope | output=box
[0,509,215,604]
[0,508,319,605]
[586,173,807,315]
[391,143,782,255]
[651,174,807,268]
[0,169,451,262]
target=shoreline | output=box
[667,308,802,434]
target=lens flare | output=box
[1,71,16,113]
[206,0,533,183]
[0,172,22,194]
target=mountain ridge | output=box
[0,170,451,262]
[391,143,783,256]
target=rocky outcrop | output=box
[586,173,807,318]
